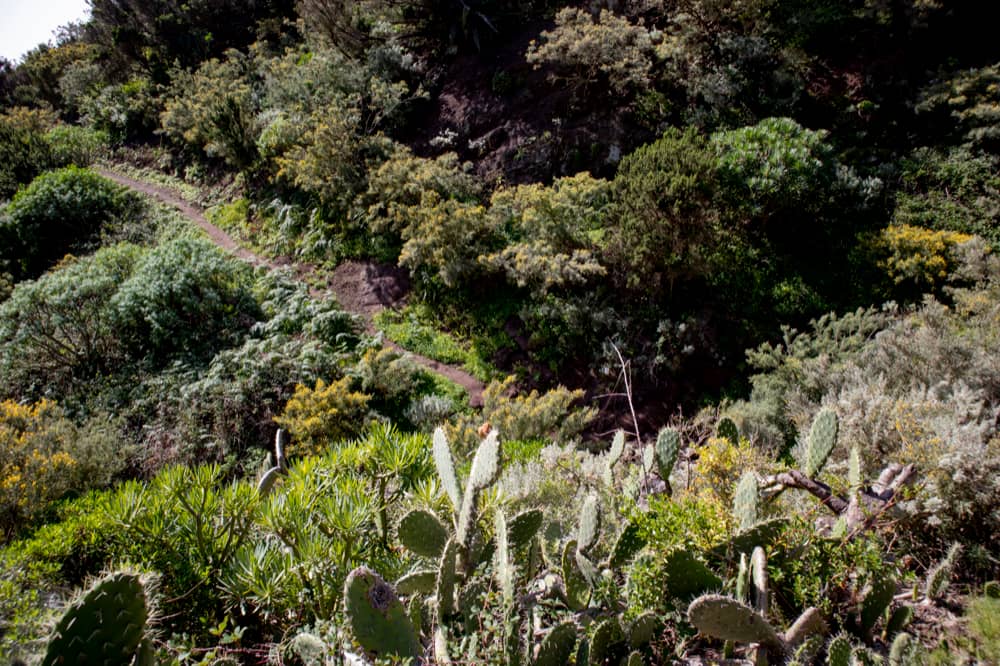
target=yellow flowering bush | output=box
[0,400,77,537]
[689,435,771,508]
[273,378,372,457]
[447,375,595,450]
[875,224,974,289]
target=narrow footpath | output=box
[96,167,486,407]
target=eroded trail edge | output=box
[97,166,486,406]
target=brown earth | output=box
[96,167,486,406]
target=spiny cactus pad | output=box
[508,509,544,550]
[925,542,962,601]
[889,632,922,666]
[825,633,853,666]
[717,417,739,445]
[605,430,626,486]
[534,622,577,666]
[750,546,768,614]
[43,571,149,666]
[655,428,681,491]
[437,538,459,619]
[433,427,463,510]
[628,612,662,648]
[257,466,283,496]
[661,549,722,599]
[736,552,749,603]
[782,607,826,648]
[712,517,789,560]
[343,567,419,661]
[588,617,626,666]
[396,570,438,596]
[398,508,450,558]
[562,539,590,611]
[577,494,601,554]
[860,574,896,635]
[884,604,914,638]
[805,408,838,477]
[687,594,783,648]
[734,471,760,532]
[609,521,646,569]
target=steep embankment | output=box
[96,167,486,406]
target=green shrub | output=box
[0,117,52,200]
[2,166,143,280]
[45,125,108,167]
[111,237,259,364]
[968,596,1000,663]
[0,243,142,399]
[526,8,659,96]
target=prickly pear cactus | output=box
[825,633,853,666]
[437,539,459,619]
[534,622,577,666]
[884,605,913,639]
[925,542,962,601]
[577,494,601,554]
[398,508,450,558]
[508,509,544,550]
[433,427,463,509]
[605,430,626,486]
[628,612,662,648]
[713,517,789,559]
[750,546,768,614]
[848,446,862,492]
[655,428,681,493]
[660,548,722,599]
[343,567,420,662]
[889,632,923,666]
[43,571,149,666]
[804,409,838,477]
[717,417,739,445]
[456,428,501,547]
[562,539,590,611]
[588,617,626,666]
[609,522,646,569]
[860,574,896,636]
[734,471,760,532]
[687,594,782,649]
[736,552,749,603]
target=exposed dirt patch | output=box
[97,167,485,406]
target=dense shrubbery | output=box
[0,167,143,281]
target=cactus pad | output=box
[825,633,853,666]
[43,571,149,666]
[437,539,459,619]
[577,494,601,554]
[687,594,782,648]
[717,417,739,445]
[396,569,438,596]
[711,517,789,560]
[562,539,590,611]
[508,509,544,550]
[782,607,826,648]
[805,409,838,477]
[257,466,283,496]
[534,622,577,666]
[860,574,896,636]
[398,508,450,558]
[661,548,722,599]
[655,428,681,492]
[609,521,647,569]
[605,430,626,486]
[733,471,760,532]
[628,612,662,648]
[433,427,463,510]
[925,542,962,601]
[750,546,768,614]
[588,617,626,666]
[343,567,419,662]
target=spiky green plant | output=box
[860,573,896,637]
[717,417,739,445]
[42,571,151,666]
[925,542,962,602]
[534,622,578,666]
[734,471,760,532]
[655,427,681,493]
[687,594,826,658]
[343,567,420,662]
[605,430,626,486]
[804,409,838,477]
[825,633,853,666]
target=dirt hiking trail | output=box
[97,167,486,407]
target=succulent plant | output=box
[925,542,962,602]
[717,417,740,445]
[734,471,761,532]
[655,427,681,493]
[805,409,839,477]
[43,571,152,666]
[343,566,420,662]
[687,594,826,659]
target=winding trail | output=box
[97,167,486,407]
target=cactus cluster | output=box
[924,542,962,602]
[687,548,827,664]
[43,571,155,666]
[654,427,681,494]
